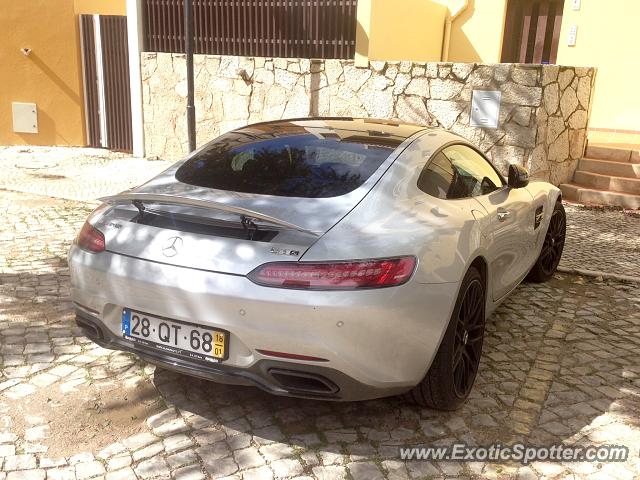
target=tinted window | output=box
[175,133,398,198]
[417,153,456,199]
[418,145,504,199]
[442,145,504,197]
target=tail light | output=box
[77,222,105,253]
[248,256,416,290]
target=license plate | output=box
[121,309,228,363]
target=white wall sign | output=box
[470,90,501,129]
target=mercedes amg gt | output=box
[69,118,566,409]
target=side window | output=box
[418,145,505,199]
[442,145,504,197]
[417,153,456,199]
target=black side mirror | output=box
[508,164,529,188]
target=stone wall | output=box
[142,53,595,185]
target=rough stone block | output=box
[426,100,465,129]
[430,78,464,100]
[505,123,537,148]
[541,65,559,86]
[543,83,560,115]
[452,63,474,80]
[404,77,429,97]
[395,96,429,124]
[511,66,539,86]
[558,68,575,90]
[560,87,579,119]
[502,83,542,106]
[577,76,592,109]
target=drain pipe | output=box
[441,0,470,62]
[184,0,196,152]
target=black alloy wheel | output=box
[539,207,566,276]
[452,278,485,398]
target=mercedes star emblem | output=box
[162,236,183,257]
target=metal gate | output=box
[80,15,133,152]
[142,0,358,59]
[501,0,563,64]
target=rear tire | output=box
[408,266,486,410]
[527,201,566,283]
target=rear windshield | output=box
[175,133,398,198]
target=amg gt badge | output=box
[270,247,300,257]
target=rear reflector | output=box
[248,256,416,290]
[77,222,105,253]
[256,349,329,362]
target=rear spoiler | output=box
[98,193,321,237]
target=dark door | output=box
[80,15,133,152]
[501,0,564,64]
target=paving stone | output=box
[347,461,384,480]
[172,464,205,480]
[271,459,303,477]
[201,456,238,477]
[105,468,135,480]
[0,444,16,457]
[233,446,265,469]
[122,432,157,451]
[7,471,45,480]
[75,461,106,480]
[134,457,170,479]
[46,467,76,480]
[3,454,37,470]
[166,448,199,469]
[105,455,132,472]
[132,442,164,462]
[311,465,347,480]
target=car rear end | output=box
[69,119,452,400]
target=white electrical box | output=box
[567,25,578,46]
[571,0,581,10]
[12,102,38,134]
[470,90,501,129]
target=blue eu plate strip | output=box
[122,309,131,336]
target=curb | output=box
[557,266,640,284]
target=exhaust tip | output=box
[269,369,339,395]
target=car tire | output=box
[527,201,566,283]
[407,266,486,410]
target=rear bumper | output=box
[75,310,407,401]
[69,246,460,401]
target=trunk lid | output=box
[94,165,379,275]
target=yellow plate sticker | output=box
[213,332,226,359]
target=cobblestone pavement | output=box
[560,204,640,280]
[1,149,640,479]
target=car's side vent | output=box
[134,211,278,242]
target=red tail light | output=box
[77,222,105,253]
[248,256,416,290]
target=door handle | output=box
[497,209,510,222]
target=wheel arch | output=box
[469,255,488,288]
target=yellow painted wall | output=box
[444,0,508,62]
[556,0,640,132]
[356,0,448,64]
[1,0,85,146]
[74,0,126,15]
[356,0,508,64]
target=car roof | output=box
[230,117,429,148]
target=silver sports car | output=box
[69,118,566,409]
